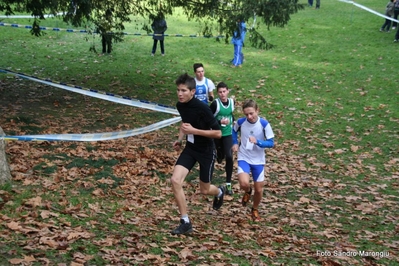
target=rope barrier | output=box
[0,13,63,19]
[2,116,181,142]
[339,0,399,23]
[0,68,178,115]
[0,68,182,141]
[0,22,224,38]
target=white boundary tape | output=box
[0,69,181,142]
[3,116,181,142]
[0,69,179,115]
[339,0,399,23]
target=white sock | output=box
[217,188,223,197]
[181,215,190,223]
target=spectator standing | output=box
[380,0,395,32]
[231,19,246,67]
[210,82,235,195]
[98,8,113,54]
[392,0,399,29]
[316,0,321,9]
[394,26,399,42]
[193,63,215,104]
[151,12,167,56]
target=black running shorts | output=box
[176,145,216,183]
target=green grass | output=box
[0,1,399,265]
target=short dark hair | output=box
[216,82,229,91]
[193,63,204,72]
[175,73,196,90]
[242,99,258,110]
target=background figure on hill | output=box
[308,0,313,7]
[380,0,395,32]
[392,0,399,29]
[193,63,215,104]
[210,82,235,195]
[394,26,399,42]
[316,0,320,9]
[98,8,113,54]
[231,19,246,67]
[151,12,167,56]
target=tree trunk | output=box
[0,126,12,184]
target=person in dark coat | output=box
[315,0,321,9]
[380,0,395,32]
[151,12,167,56]
[98,8,113,54]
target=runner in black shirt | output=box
[170,73,226,235]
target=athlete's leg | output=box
[223,135,233,183]
[197,148,225,210]
[253,181,265,210]
[214,138,224,163]
[198,148,219,196]
[171,165,190,216]
[199,181,220,196]
[237,160,251,192]
[251,165,265,209]
[171,149,196,216]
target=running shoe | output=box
[242,187,252,207]
[171,219,193,235]
[226,183,233,195]
[212,185,225,210]
[251,208,261,222]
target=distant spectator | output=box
[308,0,313,7]
[316,0,320,9]
[394,26,399,42]
[392,0,399,29]
[151,12,167,56]
[380,0,395,33]
[231,19,246,67]
[98,8,113,54]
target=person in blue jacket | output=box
[231,19,247,67]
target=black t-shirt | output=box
[176,97,220,150]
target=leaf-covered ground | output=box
[1,79,398,265]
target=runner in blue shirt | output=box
[193,63,215,104]
[232,99,275,221]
